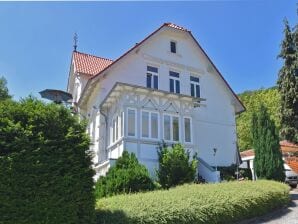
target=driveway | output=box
[239,188,298,224]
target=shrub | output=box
[95,151,154,198]
[0,98,95,224]
[96,180,290,224]
[157,143,198,188]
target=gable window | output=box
[127,108,136,137]
[147,66,158,89]
[170,41,176,53]
[141,110,159,139]
[184,117,192,143]
[190,76,200,98]
[169,71,180,94]
[163,114,180,141]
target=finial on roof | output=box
[73,33,78,52]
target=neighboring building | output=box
[240,140,298,182]
[67,23,245,182]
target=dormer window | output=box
[170,41,176,53]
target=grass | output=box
[96,180,290,224]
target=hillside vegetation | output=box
[96,180,289,224]
[236,87,280,151]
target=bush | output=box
[95,151,154,198]
[157,143,198,188]
[0,98,95,224]
[96,180,290,224]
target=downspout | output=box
[99,108,108,161]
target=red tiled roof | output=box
[285,157,298,174]
[280,140,298,148]
[73,51,113,76]
[164,22,189,31]
[240,149,255,158]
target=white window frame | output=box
[183,116,193,144]
[146,66,159,89]
[141,110,159,140]
[190,75,200,98]
[126,108,137,138]
[163,113,180,142]
[169,71,180,94]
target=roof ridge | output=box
[74,51,113,62]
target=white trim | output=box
[126,107,137,138]
[183,116,193,144]
[163,113,180,142]
[141,109,160,140]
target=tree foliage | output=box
[236,87,280,151]
[277,19,298,143]
[252,104,285,181]
[95,151,154,198]
[157,143,198,189]
[0,76,11,100]
[0,98,95,224]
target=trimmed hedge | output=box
[96,180,290,224]
[0,98,95,224]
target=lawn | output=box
[96,180,290,224]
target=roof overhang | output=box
[100,82,206,110]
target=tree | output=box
[0,98,95,224]
[157,143,198,189]
[236,87,280,150]
[277,19,298,143]
[252,104,285,181]
[95,151,154,198]
[0,76,11,100]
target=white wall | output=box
[84,26,239,172]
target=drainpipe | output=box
[99,108,108,161]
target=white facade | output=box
[67,24,245,182]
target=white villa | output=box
[67,23,245,182]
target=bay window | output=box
[142,110,159,139]
[127,108,136,137]
[184,117,192,143]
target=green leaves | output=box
[95,151,154,199]
[252,104,285,181]
[96,180,290,224]
[0,98,95,224]
[157,143,198,189]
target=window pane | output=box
[164,115,171,140]
[142,111,149,138]
[170,41,176,53]
[190,76,200,83]
[170,79,174,92]
[151,113,158,139]
[191,84,195,97]
[176,80,180,94]
[146,73,152,88]
[169,71,179,78]
[128,109,135,136]
[113,119,116,142]
[153,75,158,89]
[196,85,200,98]
[184,118,191,142]
[173,117,179,141]
[115,117,118,140]
[147,66,158,73]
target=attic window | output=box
[170,41,176,53]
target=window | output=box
[184,117,192,143]
[147,66,158,89]
[127,109,136,137]
[190,76,200,98]
[141,111,159,139]
[163,114,180,141]
[170,41,176,53]
[169,71,180,94]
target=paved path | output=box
[240,188,298,224]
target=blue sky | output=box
[0,1,296,100]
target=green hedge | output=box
[96,180,290,224]
[0,98,95,224]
